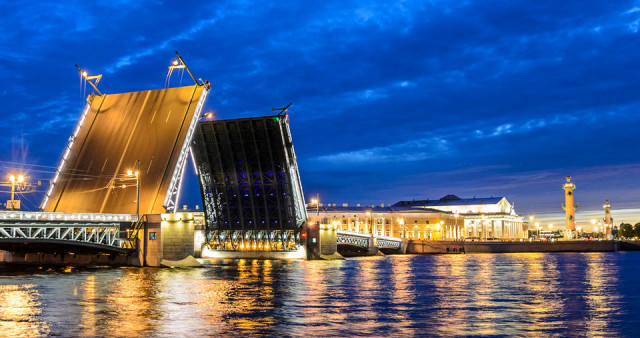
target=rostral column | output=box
[603,200,612,236]
[562,176,578,239]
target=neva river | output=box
[1,252,639,337]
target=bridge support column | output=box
[306,222,341,259]
[400,238,408,254]
[367,234,380,256]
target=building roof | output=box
[305,205,450,214]
[392,195,505,208]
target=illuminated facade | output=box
[394,195,524,240]
[307,204,464,240]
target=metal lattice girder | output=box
[192,115,307,251]
[336,230,371,248]
[0,224,122,248]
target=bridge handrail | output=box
[0,211,137,223]
[336,229,372,238]
[376,235,403,242]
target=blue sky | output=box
[0,1,639,227]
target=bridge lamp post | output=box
[7,174,26,210]
[310,195,319,216]
[366,210,372,235]
[127,163,140,219]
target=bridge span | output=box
[0,211,136,255]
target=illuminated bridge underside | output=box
[192,115,307,251]
[42,85,208,214]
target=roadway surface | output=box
[43,85,206,214]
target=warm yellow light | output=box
[594,226,599,232]
[9,175,15,182]
[17,175,24,182]
[311,198,318,204]
[82,71,88,77]
[135,171,139,177]
[440,220,444,225]
[591,219,596,225]
[548,224,553,229]
[397,218,404,225]
[121,184,126,188]
[365,211,371,216]
[127,170,133,176]
[535,222,539,227]
[172,59,179,66]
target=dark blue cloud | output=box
[0,0,638,224]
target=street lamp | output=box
[535,222,540,240]
[366,210,372,235]
[440,220,445,240]
[310,194,319,216]
[7,173,26,210]
[126,162,141,219]
[397,218,405,238]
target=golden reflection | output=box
[584,253,620,336]
[191,258,281,332]
[389,256,417,336]
[79,275,97,336]
[0,284,50,336]
[104,268,160,336]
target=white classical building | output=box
[392,195,524,240]
[306,194,525,240]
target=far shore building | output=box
[308,194,524,240]
[393,195,524,240]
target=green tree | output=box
[619,223,634,238]
[633,223,640,238]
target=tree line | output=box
[618,223,640,239]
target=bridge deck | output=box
[41,84,208,214]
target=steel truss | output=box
[0,222,122,248]
[335,230,403,249]
[207,229,300,251]
[192,115,307,252]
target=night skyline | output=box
[1,1,639,229]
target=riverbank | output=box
[405,239,640,254]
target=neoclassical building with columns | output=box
[393,195,524,240]
[307,194,524,240]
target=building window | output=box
[413,226,421,239]
[149,232,157,240]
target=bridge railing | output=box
[0,211,137,223]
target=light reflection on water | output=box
[1,252,639,336]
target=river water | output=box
[1,252,639,337]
